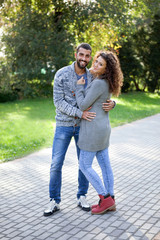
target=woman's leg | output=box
[96,148,114,196]
[79,150,107,195]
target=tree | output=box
[1,0,76,97]
[119,38,143,92]
[1,0,160,99]
[133,14,160,92]
[145,14,160,92]
[118,0,160,92]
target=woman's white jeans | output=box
[79,148,114,196]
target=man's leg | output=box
[49,126,73,202]
[44,126,72,216]
[74,127,90,211]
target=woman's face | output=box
[91,56,106,76]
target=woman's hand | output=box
[77,77,85,85]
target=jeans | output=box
[79,148,114,196]
[49,126,89,203]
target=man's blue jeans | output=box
[49,126,89,203]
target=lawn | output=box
[0,92,160,163]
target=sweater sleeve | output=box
[76,80,106,111]
[54,71,83,118]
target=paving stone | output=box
[103,227,117,234]
[149,226,160,235]
[145,233,155,239]
[153,232,160,240]
[7,230,22,238]
[84,225,97,232]
[58,233,77,240]
[0,114,160,240]
[119,222,132,230]
[94,232,108,239]
[47,230,65,239]
[0,234,6,239]
[110,229,124,237]
[118,232,132,239]
[103,236,116,240]
[82,233,97,240]
[10,237,23,240]
[37,232,53,240]
[141,223,153,230]
[68,238,79,240]
[29,236,43,240]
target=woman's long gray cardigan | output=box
[76,78,111,152]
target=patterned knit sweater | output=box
[53,62,93,126]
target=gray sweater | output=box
[53,62,93,126]
[76,78,111,151]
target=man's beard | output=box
[77,59,88,69]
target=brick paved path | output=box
[0,114,160,240]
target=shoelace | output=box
[98,199,102,206]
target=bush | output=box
[0,91,18,103]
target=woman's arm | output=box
[76,79,107,111]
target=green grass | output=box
[0,92,160,163]
[0,98,55,163]
[110,92,160,127]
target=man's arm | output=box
[54,71,83,118]
[54,71,96,120]
[81,107,96,121]
[102,100,116,112]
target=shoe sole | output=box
[92,205,116,211]
[43,208,60,217]
[91,204,116,215]
[78,204,91,212]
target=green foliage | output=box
[1,0,75,98]
[119,10,160,93]
[144,14,160,92]
[119,39,143,92]
[0,92,18,102]
[0,0,160,98]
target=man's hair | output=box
[76,43,92,53]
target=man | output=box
[44,43,115,216]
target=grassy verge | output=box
[0,98,55,163]
[110,92,160,127]
[0,92,160,163]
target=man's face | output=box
[75,47,91,69]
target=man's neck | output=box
[74,62,86,75]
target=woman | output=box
[76,50,123,215]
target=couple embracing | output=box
[44,43,123,216]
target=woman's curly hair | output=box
[91,50,123,97]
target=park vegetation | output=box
[0,92,160,162]
[0,0,160,162]
[0,0,160,102]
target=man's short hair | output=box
[76,43,92,53]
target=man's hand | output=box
[102,100,115,112]
[77,77,85,85]
[82,110,96,121]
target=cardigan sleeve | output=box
[76,79,106,111]
[54,71,83,118]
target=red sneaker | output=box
[91,195,115,215]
